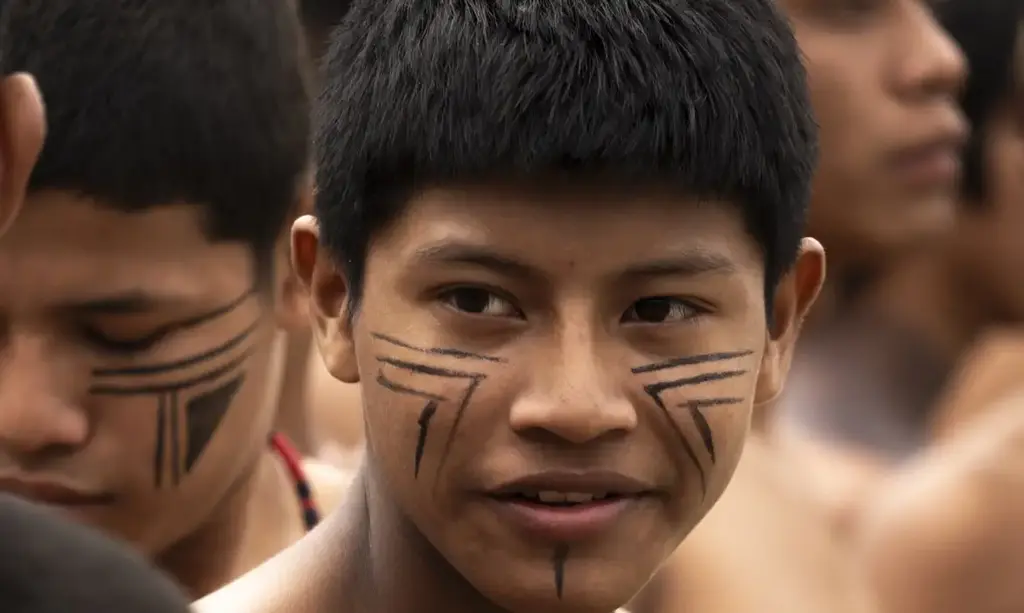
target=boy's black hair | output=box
[0,0,311,271]
[315,0,817,312]
[938,0,1024,205]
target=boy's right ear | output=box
[0,73,45,237]
[291,215,361,384]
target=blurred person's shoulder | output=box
[931,327,1024,440]
[638,434,876,613]
[857,395,1024,613]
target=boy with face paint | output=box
[197,0,825,612]
[0,0,347,600]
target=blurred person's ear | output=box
[0,73,45,237]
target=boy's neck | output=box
[323,464,504,613]
[157,448,304,598]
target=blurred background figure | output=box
[779,0,1024,530]
[0,0,347,600]
[816,2,1024,612]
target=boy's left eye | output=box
[439,287,523,318]
[621,297,699,324]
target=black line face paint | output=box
[633,351,751,495]
[414,400,438,477]
[370,332,499,480]
[184,375,245,471]
[553,543,569,599]
[630,350,752,375]
[372,332,506,363]
[89,290,258,488]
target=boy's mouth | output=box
[484,471,658,541]
[491,490,626,507]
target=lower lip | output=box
[487,496,637,542]
[893,148,960,187]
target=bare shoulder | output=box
[303,458,357,515]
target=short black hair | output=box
[0,0,311,271]
[938,0,1024,202]
[315,0,817,312]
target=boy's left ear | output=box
[755,238,826,405]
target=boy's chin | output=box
[467,558,654,613]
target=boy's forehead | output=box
[0,192,254,308]
[371,184,764,278]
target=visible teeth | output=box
[533,491,606,503]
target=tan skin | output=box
[0,192,345,599]
[649,1,966,612]
[0,72,45,237]
[197,181,823,613]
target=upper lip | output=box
[488,470,656,496]
[0,476,114,505]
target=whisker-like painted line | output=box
[632,350,753,374]
[92,320,260,377]
[683,396,745,460]
[89,351,252,395]
[154,396,166,488]
[376,356,478,379]
[372,332,506,363]
[683,397,745,409]
[432,376,485,495]
[644,370,746,397]
[170,391,181,485]
[645,388,706,496]
[414,401,439,478]
[376,372,447,402]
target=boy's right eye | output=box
[437,287,524,319]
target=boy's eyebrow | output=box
[412,242,543,281]
[620,251,737,280]
[412,240,737,281]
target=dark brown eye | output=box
[439,287,522,318]
[622,297,698,324]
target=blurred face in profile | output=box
[781,0,968,264]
